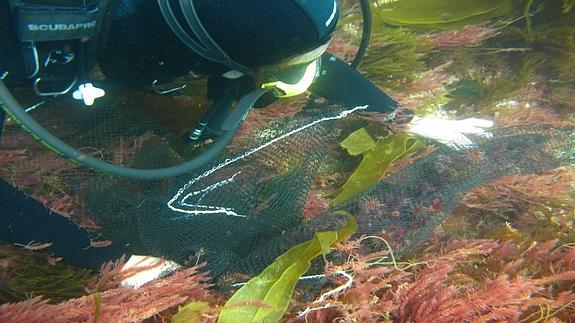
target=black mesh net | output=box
[1,91,574,278]
[4,85,211,169]
[1,94,575,276]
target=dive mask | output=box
[260,41,329,98]
[261,59,320,98]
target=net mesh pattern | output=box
[1,98,574,277]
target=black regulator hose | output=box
[0,80,238,180]
[351,0,372,68]
[0,106,5,141]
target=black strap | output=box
[0,178,129,270]
[0,107,6,142]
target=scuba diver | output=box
[0,0,492,286]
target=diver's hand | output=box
[406,116,493,150]
[120,255,182,289]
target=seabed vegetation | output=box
[1,0,575,322]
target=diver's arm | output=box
[310,53,398,113]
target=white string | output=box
[167,105,369,217]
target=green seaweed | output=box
[332,130,424,206]
[217,214,357,323]
[340,127,377,156]
[441,0,575,114]
[549,83,575,111]
[413,88,454,116]
[446,78,483,111]
[172,301,211,323]
[374,0,516,31]
[535,25,575,80]
[480,53,543,110]
[447,52,543,113]
[360,27,432,89]
[562,0,575,12]
[0,245,94,303]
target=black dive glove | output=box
[311,54,398,114]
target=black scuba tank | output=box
[1,1,32,82]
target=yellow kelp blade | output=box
[217,214,357,323]
[376,0,515,30]
[333,131,424,206]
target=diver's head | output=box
[159,0,338,81]
[193,0,338,68]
